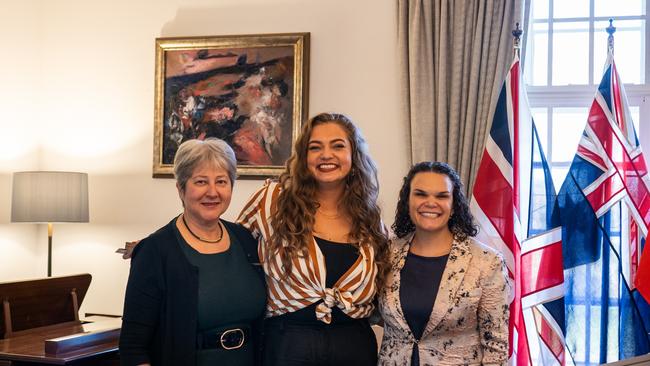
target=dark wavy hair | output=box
[270,112,389,288]
[392,161,478,240]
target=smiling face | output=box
[306,122,353,188]
[408,172,454,235]
[178,162,232,227]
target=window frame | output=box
[525,0,650,181]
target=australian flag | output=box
[471,54,567,365]
[557,51,650,365]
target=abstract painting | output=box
[153,33,309,177]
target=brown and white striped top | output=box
[237,181,378,324]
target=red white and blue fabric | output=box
[471,54,567,366]
[556,53,650,365]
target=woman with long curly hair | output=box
[378,162,510,366]
[238,112,388,365]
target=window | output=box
[525,2,650,365]
[525,0,649,188]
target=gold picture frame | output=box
[153,33,310,178]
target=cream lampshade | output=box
[11,171,89,277]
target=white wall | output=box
[0,0,408,315]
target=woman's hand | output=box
[117,241,140,259]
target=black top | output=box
[119,218,265,366]
[399,252,449,340]
[273,236,359,324]
[178,227,266,365]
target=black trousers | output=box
[263,317,378,366]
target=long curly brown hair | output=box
[269,112,389,288]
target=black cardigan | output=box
[119,218,264,366]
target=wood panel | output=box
[0,275,91,339]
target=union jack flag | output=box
[471,54,567,365]
[557,52,650,365]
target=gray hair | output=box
[173,138,237,190]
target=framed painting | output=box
[153,33,310,177]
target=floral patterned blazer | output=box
[378,233,511,366]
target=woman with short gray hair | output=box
[173,138,237,192]
[120,138,266,366]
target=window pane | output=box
[566,304,587,364]
[534,0,549,19]
[595,0,644,17]
[531,22,549,86]
[531,107,549,157]
[589,306,604,365]
[553,22,589,85]
[551,166,570,189]
[630,106,640,134]
[551,107,589,162]
[628,105,641,144]
[594,20,645,84]
[553,0,590,18]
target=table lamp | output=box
[11,171,89,277]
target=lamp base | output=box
[48,222,53,277]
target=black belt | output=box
[197,325,250,350]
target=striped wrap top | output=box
[237,181,378,324]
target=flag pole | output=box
[513,22,523,59]
[607,18,616,55]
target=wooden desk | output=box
[602,353,650,366]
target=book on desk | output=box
[0,274,120,365]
